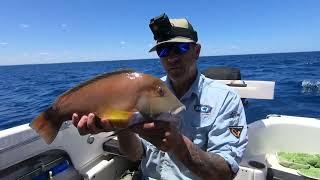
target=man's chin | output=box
[168,68,180,73]
[168,69,185,80]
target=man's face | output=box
[157,42,201,82]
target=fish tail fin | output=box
[29,112,62,144]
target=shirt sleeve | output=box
[207,91,248,173]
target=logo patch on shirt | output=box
[194,105,212,113]
[229,126,243,138]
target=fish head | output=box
[136,76,185,119]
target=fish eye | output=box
[156,86,165,97]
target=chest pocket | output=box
[191,125,211,151]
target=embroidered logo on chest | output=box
[194,105,212,113]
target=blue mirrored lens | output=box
[176,43,190,54]
[156,43,191,58]
[157,47,170,57]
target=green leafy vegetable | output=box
[298,168,320,179]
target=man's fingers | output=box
[72,113,80,127]
[77,115,89,135]
[87,113,102,134]
[135,121,169,130]
[149,121,170,129]
[138,130,167,141]
[133,126,166,136]
[99,119,114,132]
[143,122,156,129]
[132,122,155,130]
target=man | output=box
[72,14,248,180]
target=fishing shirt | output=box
[140,70,248,180]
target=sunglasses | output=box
[156,42,192,58]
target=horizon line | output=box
[1,50,319,67]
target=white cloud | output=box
[63,50,70,54]
[22,52,29,57]
[0,42,8,46]
[19,24,30,28]
[39,52,49,55]
[0,47,158,65]
[200,42,244,56]
[230,45,240,50]
[61,24,68,31]
[120,41,127,48]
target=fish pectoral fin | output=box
[102,109,133,120]
[100,109,135,128]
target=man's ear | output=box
[194,43,201,60]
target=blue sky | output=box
[0,0,319,65]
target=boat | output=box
[0,67,319,180]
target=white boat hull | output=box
[0,122,132,179]
[1,115,319,179]
[235,114,320,180]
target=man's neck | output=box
[171,71,197,99]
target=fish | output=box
[30,70,185,144]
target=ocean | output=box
[0,51,319,130]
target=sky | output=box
[0,0,319,65]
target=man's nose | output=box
[166,49,180,62]
[166,54,179,63]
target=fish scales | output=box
[30,70,184,144]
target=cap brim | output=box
[149,37,195,52]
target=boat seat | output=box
[202,66,247,106]
[202,67,241,80]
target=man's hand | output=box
[133,120,185,153]
[72,113,114,135]
[72,113,144,161]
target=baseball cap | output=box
[149,14,198,52]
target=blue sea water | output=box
[0,51,319,130]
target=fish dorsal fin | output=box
[61,69,136,98]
